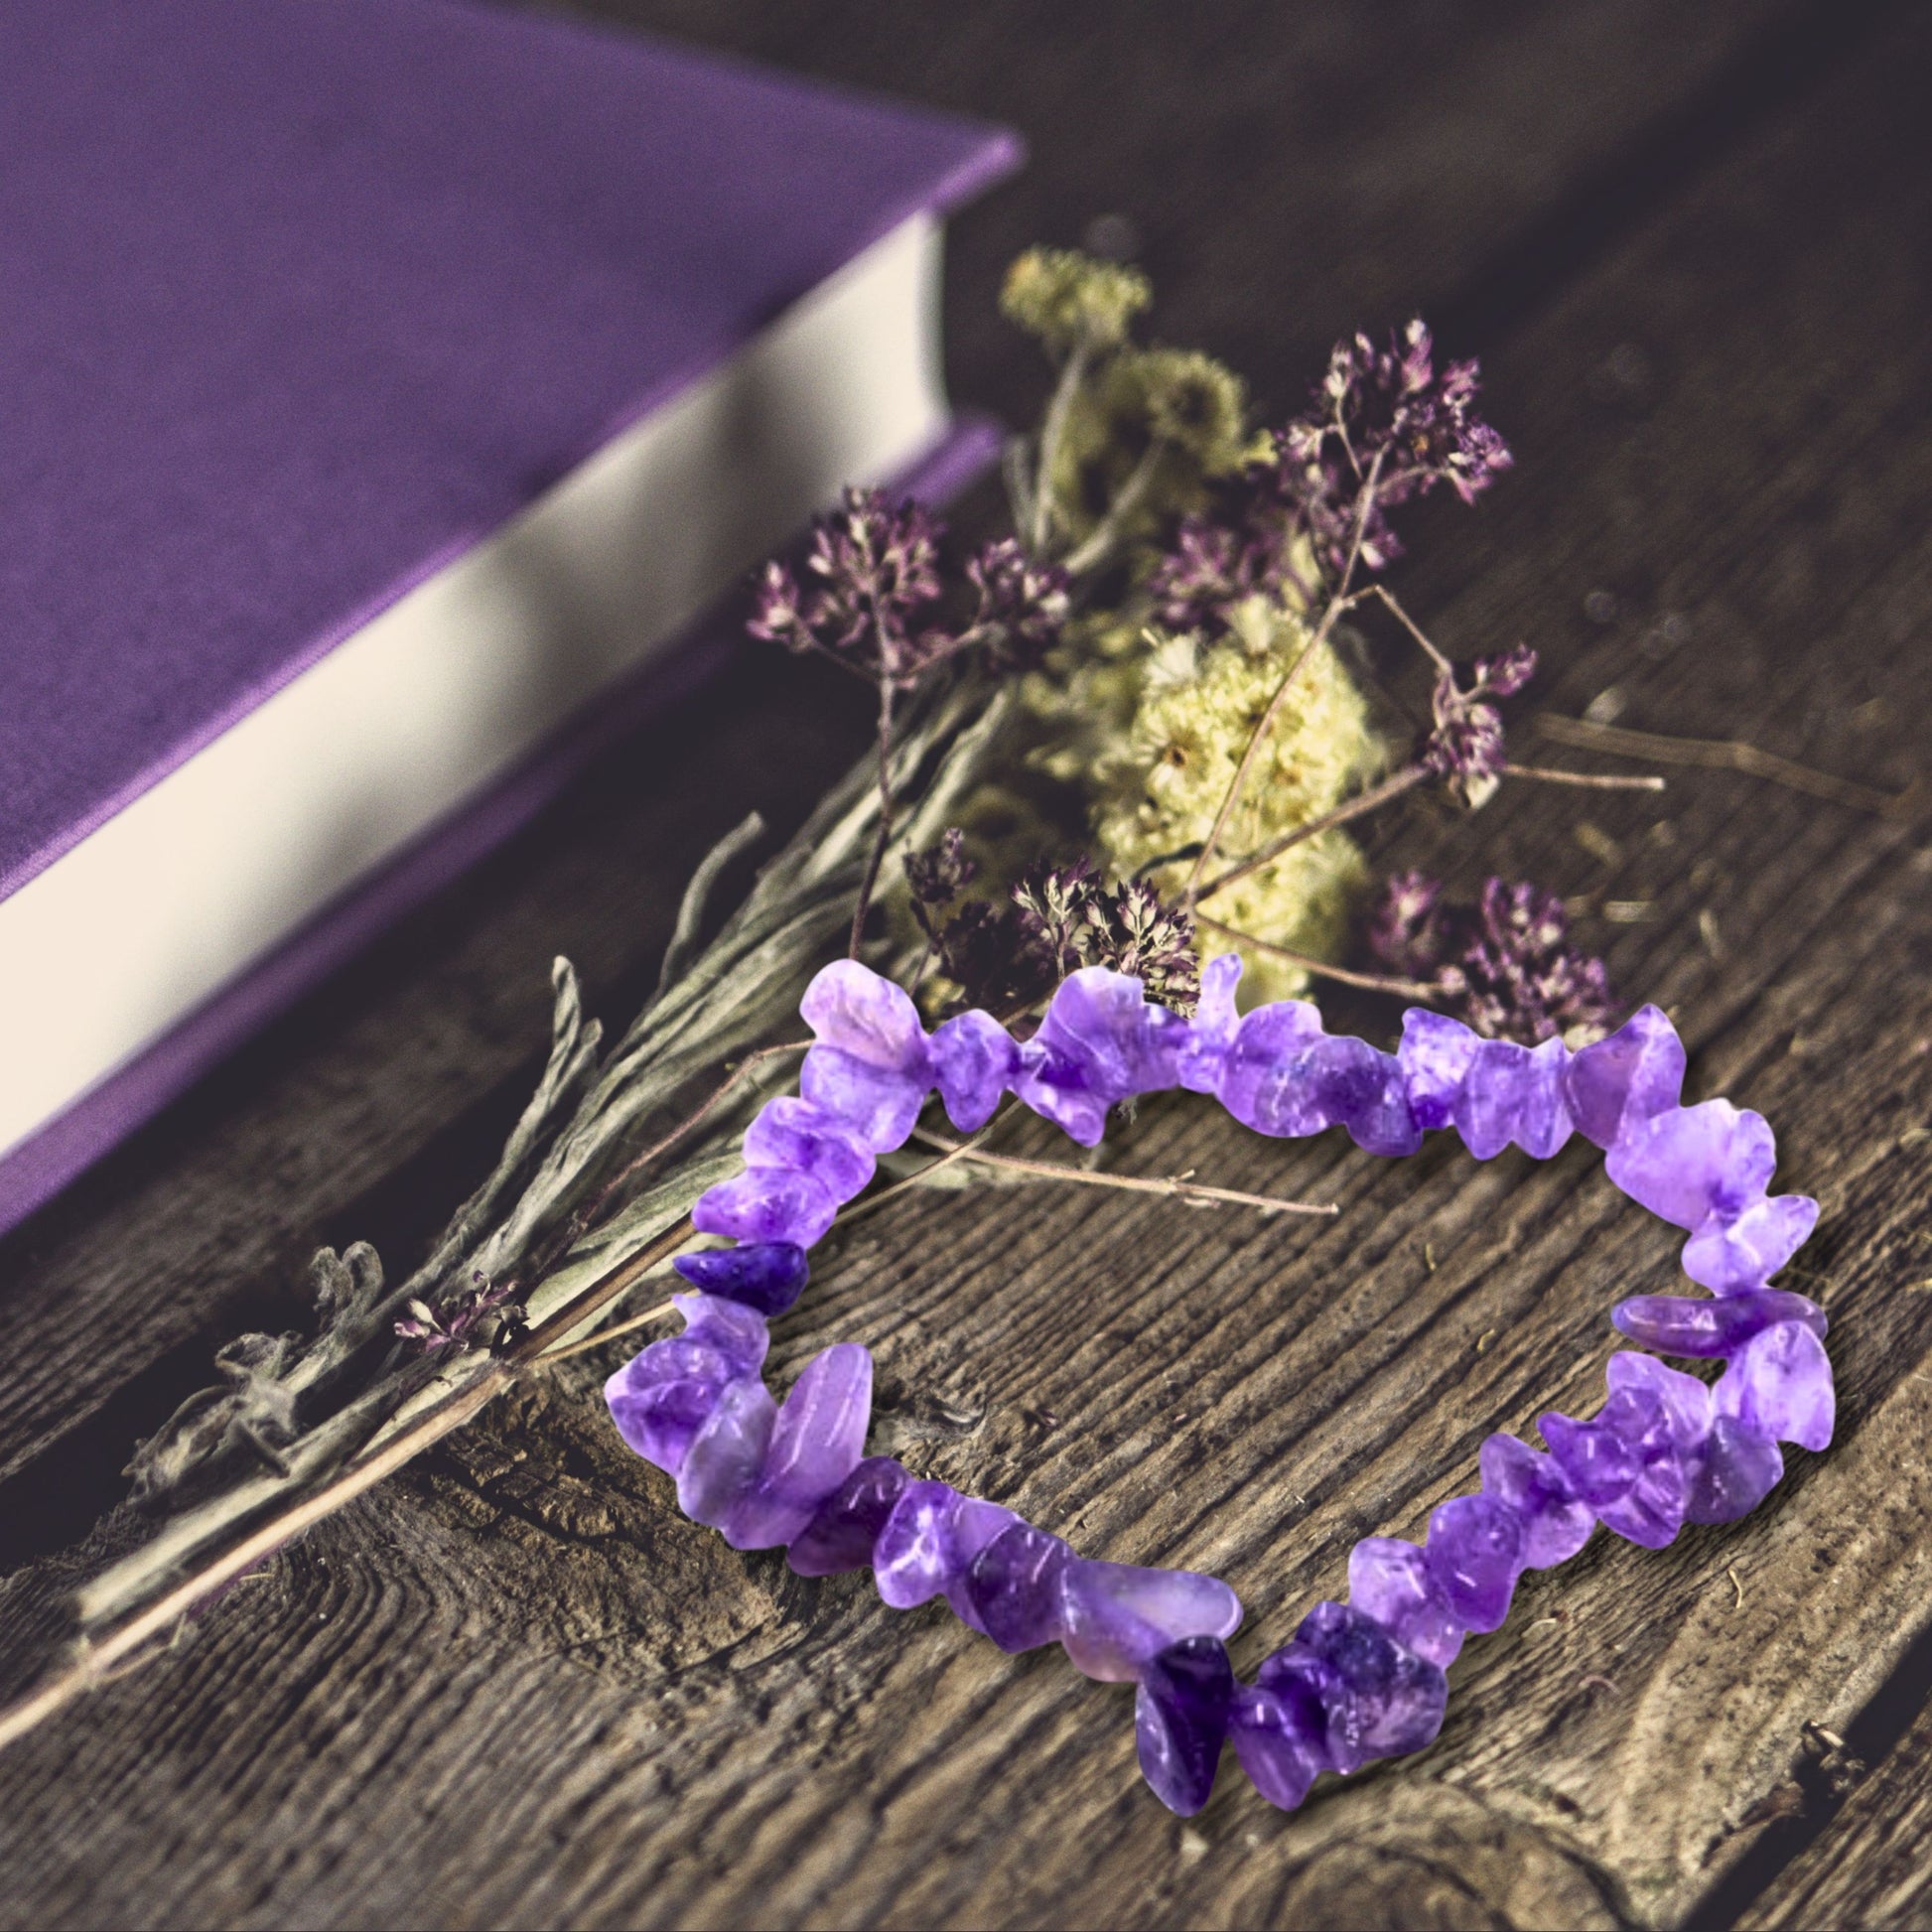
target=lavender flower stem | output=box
[849,668,897,958]
[1197,762,1432,902]
[1061,434,1170,577]
[1502,762,1666,792]
[1183,451,1386,903]
[907,1128,1337,1217]
[1194,915,1444,1003]
[1031,340,1091,555]
[1357,582,1452,674]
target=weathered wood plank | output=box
[0,0,1824,1549]
[1736,1661,1932,1929]
[1,4,1926,1929]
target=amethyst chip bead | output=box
[605,952,1833,1818]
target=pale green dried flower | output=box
[1001,245,1151,353]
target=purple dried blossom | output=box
[1273,320,1512,577]
[966,538,1070,670]
[907,839,1198,1017]
[395,1274,523,1354]
[1370,872,1610,1044]
[1149,493,1311,636]
[904,827,978,908]
[1420,646,1539,808]
[750,492,1068,688]
[1014,865,1200,1015]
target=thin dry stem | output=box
[1196,915,1444,1003]
[538,1298,679,1364]
[850,667,897,956]
[1031,340,1091,555]
[1197,763,1431,902]
[1183,448,1386,902]
[1537,715,1916,819]
[1502,761,1665,792]
[1060,435,1170,577]
[908,1127,1336,1217]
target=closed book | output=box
[0,0,1020,1233]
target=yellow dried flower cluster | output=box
[1091,617,1381,1004]
[1000,246,1151,352]
[983,247,1388,1006]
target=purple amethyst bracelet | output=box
[604,955,1832,1815]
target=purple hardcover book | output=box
[0,0,1020,1234]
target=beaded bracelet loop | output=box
[604,955,1832,1816]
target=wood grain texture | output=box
[1737,1679,1932,1929]
[3,3,1929,1927]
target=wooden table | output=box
[3,4,1929,1924]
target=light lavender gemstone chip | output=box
[799,959,930,1075]
[1454,1037,1572,1161]
[1562,1004,1685,1149]
[873,1479,965,1607]
[1682,1193,1821,1295]
[1346,1536,1464,1666]
[1606,1100,1777,1231]
[722,1343,874,1551]
[928,1009,1018,1132]
[1476,1435,1593,1569]
[743,1096,876,1201]
[1397,1009,1480,1132]
[1716,1320,1835,1450]
[1058,1558,1243,1682]
[691,1165,838,1246]
[798,1044,927,1152]
[677,1376,777,1529]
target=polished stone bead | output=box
[1229,1683,1328,1811]
[872,1479,964,1607]
[1177,953,1244,1094]
[1605,1353,1714,1452]
[1682,1194,1821,1296]
[1611,1288,1827,1358]
[673,1293,772,1379]
[723,1343,873,1550]
[928,1009,1018,1132]
[691,1165,838,1246]
[1539,1410,1639,1507]
[799,959,929,1076]
[963,1524,1074,1652]
[1684,1416,1785,1523]
[1562,1004,1685,1150]
[1346,1536,1464,1666]
[1455,1037,1573,1162]
[604,1365,718,1476]
[1310,1036,1423,1157]
[942,1498,1024,1631]
[785,1456,909,1575]
[672,1240,809,1317]
[1477,1435,1593,1569]
[1424,1494,1525,1632]
[798,1044,927,1153]
[1216,1003,1327,1137]
[1281,1600,1449,1774]
[1397,1009,1479,1132]
[1035,968,1185,1105]
[744,1097,877,1201]
[1008,1036,1109,1147]
[1605,1100,1777,1233]
[1267,1607,1452,1769]
[1135,1636,1234,1816]
[1591,1388,1687,1549]
[1058,1559,1244,1682]
[1715,1320,1835,1451]
[676,1375,777,1529]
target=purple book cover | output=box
[0,0,1020,1233]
